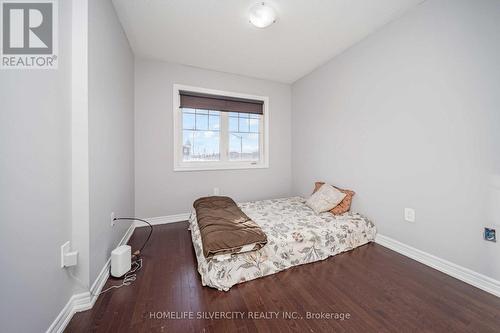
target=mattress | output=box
[189,196,377,291]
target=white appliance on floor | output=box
[111,245,131,277]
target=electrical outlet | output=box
[484,228,496,242]
[213,187,220,196]
[61,241,78,268]
[61,241,70,268]
[110,212,116,226]
[404,208,416,222]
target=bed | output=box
[189,196,377,291]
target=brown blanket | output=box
[193,196,267,259]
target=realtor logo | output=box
[1,0,58,69]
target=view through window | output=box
[182,109,221,161]
[175,86,268,171]
[182,109,261,162]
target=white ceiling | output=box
[112,0,424,83]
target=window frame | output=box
[173,84,269,171]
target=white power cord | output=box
[97,258,143,295]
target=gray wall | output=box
[0,1,76,332]
[292,0,500,280]
[135,60,292,217]
[88,0,135,283]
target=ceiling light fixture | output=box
[249,2,276,28]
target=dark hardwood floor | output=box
[66,222,500,332]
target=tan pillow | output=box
[313,181,355,215]
[306,184,346,214]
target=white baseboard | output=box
[46,292,90,333]
[47,222,136,333]
[71,291,92,312]
[375,234,500,297]
[139,213,191,227]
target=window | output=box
[173,84,269,171]
[228,112,260,161]
[182,109,220,161]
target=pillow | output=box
[313,181,355,215]
[306,184,346,214]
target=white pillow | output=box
[306,184,346,214]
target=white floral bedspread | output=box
[189,197,376,291]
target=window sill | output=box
[173,162,269,172]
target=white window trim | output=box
[173,84,269,172]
